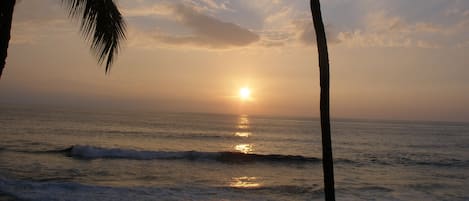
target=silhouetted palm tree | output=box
[310,0,335,200]
[0,0,16,78]
[0,0,126,79]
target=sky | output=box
[1,0,469,122]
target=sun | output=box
[239,87,251,101]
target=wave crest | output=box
[65,145,320,164]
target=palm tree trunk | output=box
[0,0,16,79]
[310,0,335,200]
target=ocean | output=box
[0,106,468,201]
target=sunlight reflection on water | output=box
[234,115,254,153]
[235,115,251,137]
[230,176,260,188]
[234,132,251,137]
[237,115,250,129]
[235,144,253,154]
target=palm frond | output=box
[62,0,126,73]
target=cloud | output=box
[293,19,341,46]
[123,1,469,49]
[264,6,293,25]
[9,0,79,44]
[124,1,345,49]
[197,0,231,12]
[337,30,413,48]
[445,8,469,17]
[257,30,294,47]
[154,4,259,48]
[122,4,173,17]
[456,40,469,48]
[336,11,447,48]
[121,1,233,20]
[126,3,259,49]
[10,19,73,45]
[416,40,439,49]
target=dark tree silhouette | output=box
[310,0,336,200]
[0,0,126,79]
[0,0,16,78]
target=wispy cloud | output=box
[195,0,232,12]
[122,4,173,17]
[10,19,72,45]
[336,11,447,48]
[293,19,340,46]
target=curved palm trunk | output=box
[310,0,335,200]
[0,0,16,79]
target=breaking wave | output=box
[62,145,320,164]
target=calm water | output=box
[0,106,468,201]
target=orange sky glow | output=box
[1,0,469,122]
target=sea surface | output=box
[0,106,468,201]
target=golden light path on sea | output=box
[230,176,260,188]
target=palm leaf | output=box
[62,0,126,73]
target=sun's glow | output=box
[239,87,251,101]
